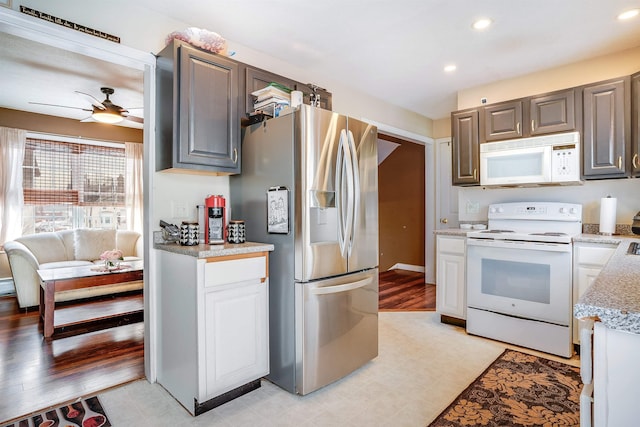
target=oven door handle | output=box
[466,238,572,252]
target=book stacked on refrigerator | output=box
[251,84,291,117]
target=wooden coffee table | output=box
[37,260,144,338]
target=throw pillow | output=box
[74,229,117,261]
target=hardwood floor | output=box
[379,269,436,311]
[0,270,430,422]
[0,293,144,424]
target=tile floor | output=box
[100,312,579,426]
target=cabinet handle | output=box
[633,153,639,169]
[233,148,238,164]
[473,168,477,180]
[516,122,520,134]
[618,156,622,170]
[531,119,535,132]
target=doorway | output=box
[378,133,434,310]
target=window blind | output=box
[23,138,125,206]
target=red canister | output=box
[204,195,226,244]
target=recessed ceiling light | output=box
[618,8,639,20]
[444,64,457,73]
[472,18,492,30]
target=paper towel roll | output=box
[291,90,303,108]
[599,196,617,235]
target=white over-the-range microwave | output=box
[480,131,582,187]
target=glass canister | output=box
[180,221,199,246]
[227,220,246,244]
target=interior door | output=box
[436,139,459,229]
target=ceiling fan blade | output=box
[124,114,144,124]
[80,116,95,122]
[74,90,106,110]
[29,101,92,112]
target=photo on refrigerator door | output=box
[267,187,289,234]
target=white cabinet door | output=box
[436,236,466,319]
[572,243,616,343]
[593,322,640,426]
[202,269,269,399]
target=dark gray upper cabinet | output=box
[582,77,630,178]
[527,89,578,136]
[632,72,640,177]
[156,40,240,174]
[480,89,578,142]
[451,109,480,185]
[244,66,298,115]
[480,100,523,142]
[244,65,333,116]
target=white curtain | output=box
[125,142,144,234]
[0,127,26,246]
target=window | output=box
[22,136,127,234]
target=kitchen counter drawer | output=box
[438,236,466,254]
[204,254,267,288]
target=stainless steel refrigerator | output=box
[230,105,379,395]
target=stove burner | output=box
[529,232,568,237]
[482,229,515,233]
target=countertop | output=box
[154,241,274,258]
[574,235,640,334]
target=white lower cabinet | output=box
[572,242,616,343]
[158,250,269,415]
[436,235,466,320]
[592,322,640,426]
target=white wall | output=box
[459,179,640,226]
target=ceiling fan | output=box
[30,87,143,125]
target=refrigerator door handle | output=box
[309,277,373,295]
[346,130,360,256]
[335,130,346,257]
[336,129,353,258]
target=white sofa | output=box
[4,229,143,308]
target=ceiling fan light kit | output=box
[92,110,124,124]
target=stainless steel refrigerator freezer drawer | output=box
[295,268,379,395]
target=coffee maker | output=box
[204,195,226,244]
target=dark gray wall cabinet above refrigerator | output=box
[156,40,241,174]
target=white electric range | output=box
[465,202,582,358]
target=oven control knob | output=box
[497,207,504,213]
[570,207,577,214]
[560,207,566,214]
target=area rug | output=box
[428,349,582,427]
[2,396,111,427]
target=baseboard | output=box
[387,263,425,273]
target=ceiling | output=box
[1,1,639,124]
[0,32,144,128]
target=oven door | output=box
[466,238,572,325]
